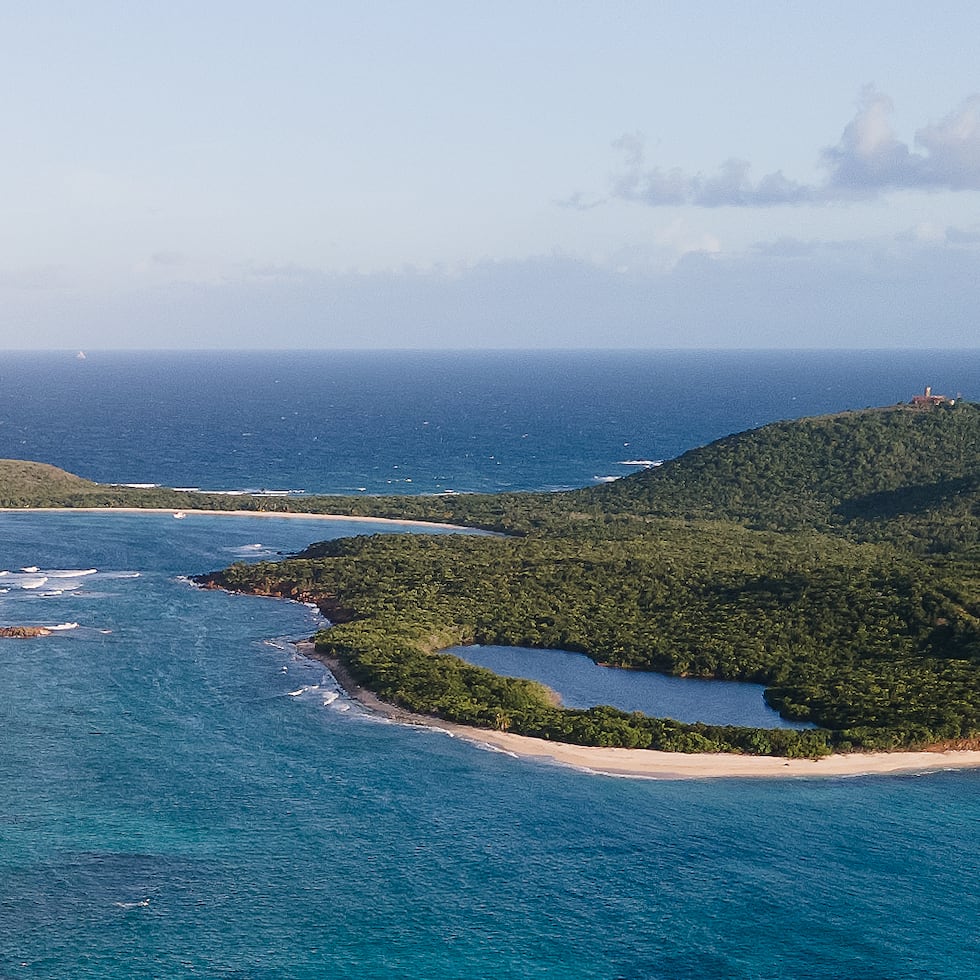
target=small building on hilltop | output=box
[911,386,953,407]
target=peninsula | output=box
[4,400,980,762]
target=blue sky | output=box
[2,1,979,348]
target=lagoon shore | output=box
[304,645,980,781]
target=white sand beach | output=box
[309,648,980,780]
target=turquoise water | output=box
[446,644,814,729]
[2,511,980,979]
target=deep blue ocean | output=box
[2,349,980,979]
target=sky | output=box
[1,1,979,349]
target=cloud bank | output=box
[5,229,979,349]
[613,88,980,207]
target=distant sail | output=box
[76,351,86,360]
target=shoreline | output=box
[12,506,980,779]
[0,506,472,531]
[301,644,980,780]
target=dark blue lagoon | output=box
[445,644,814,728]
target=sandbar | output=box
[0,506,473,531]
[306,645,980,781]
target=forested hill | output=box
[577,401,980,550]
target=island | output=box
[3,400,979,762]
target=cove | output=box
[446,644,814,729]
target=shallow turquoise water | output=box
[2,512,979,979]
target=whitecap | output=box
[20,577,48,589]
[49,622,80,631]
[113,899,150,909]
[39,590,63,597]
[227,544,276,559]
[474,741,520,759]
[20,566,40,573]
[287,684,320,697]
[44,569,98,578]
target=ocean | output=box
[1,349,979,979]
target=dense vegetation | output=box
[581,402,980,550]
[6,401,980,757]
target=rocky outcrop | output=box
[0,626,52,638]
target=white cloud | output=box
[611,89,980,208]
[914,95,980,189]
[0,265,72,290]
[613,151,812,207]
[654,219,721,259]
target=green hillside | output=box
[579,401,980,548]
[0,459,100,501]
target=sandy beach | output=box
[0,506,473,531]
[305,646,980,781]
